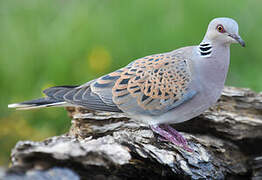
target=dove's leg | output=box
[150,124,192,152]
[162,124,188,145]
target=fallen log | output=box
[3,86,262,180]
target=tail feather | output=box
[8,97,67,110]
[8,86,78,110]
[43,85,78,98]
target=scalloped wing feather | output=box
[91,49,196,115]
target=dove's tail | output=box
[8,86,78,110]
[8,97,69,110]
[8,85,122,112]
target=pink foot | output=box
[150,124,193,152]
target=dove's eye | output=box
[216,24,225,33]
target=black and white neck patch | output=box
[198,43,212,57]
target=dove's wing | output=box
[90,48,197,115]
[39,48,196,115]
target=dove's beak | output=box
[229,34,246,47]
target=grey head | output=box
[202,17,245,47]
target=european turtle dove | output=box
[9,17,245,152]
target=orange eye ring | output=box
[216,24,225,33]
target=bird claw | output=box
[151,124,193,152]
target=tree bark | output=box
[2,86,262,180]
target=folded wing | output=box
[91,50,196,115]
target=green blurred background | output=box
[0,0,261,165]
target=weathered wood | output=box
[5,86,262,180]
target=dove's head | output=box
[203,17,245,47]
